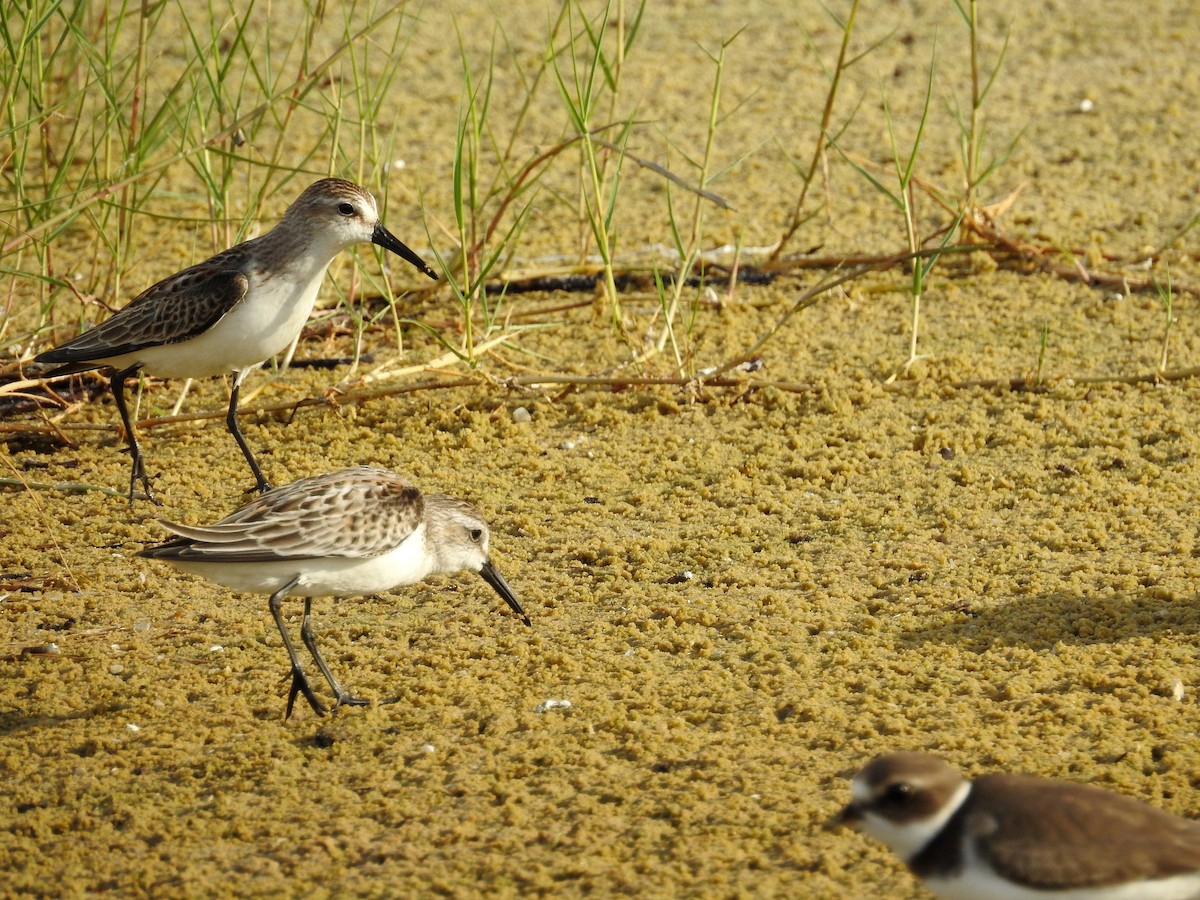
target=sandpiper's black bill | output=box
[480,560,531,626]
[372,222,438,281]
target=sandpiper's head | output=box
[281,177,438,280]
[837,752,971,861]
[426,495,530,626]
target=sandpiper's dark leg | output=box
[227,369,272,495]
[111,365,160,505]
[268,576,326,718]
[298,596,370,710]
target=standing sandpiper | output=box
[138,466,531,717]
[836,751,1200,899]
[35,178,438,503]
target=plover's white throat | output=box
[138,466,529,717]
[35,178,438,503]
[836,751,1200,899]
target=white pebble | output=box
[536,699,572,713]
[512,406,532,424]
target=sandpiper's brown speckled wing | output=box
[36,260,249,368]
[968,773,1200,890]
[139,467,424,563]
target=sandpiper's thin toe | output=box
[129,486,161,506]
[286,669,328,718]
[331,693,372,710]
[128,468,160,505]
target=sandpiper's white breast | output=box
[170,523,435,598]
[115,259,330,379]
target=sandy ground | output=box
[3,1,1200,896]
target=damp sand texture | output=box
[4,1,1200,898]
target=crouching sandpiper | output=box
[139,466,529,717]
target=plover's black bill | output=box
[372,222,438,280]
[480,560,531,626]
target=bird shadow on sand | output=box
[900,591,1200,652]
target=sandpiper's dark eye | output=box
[882,782,912,806]
[469,528,484,543]
[337,202,355,216]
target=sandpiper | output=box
[35,178,438,503]
[836,751,1200,899]
[138,466,530,717]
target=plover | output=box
[35,178,438,503]
[138,466,530,717]
[836,751,1200,899]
